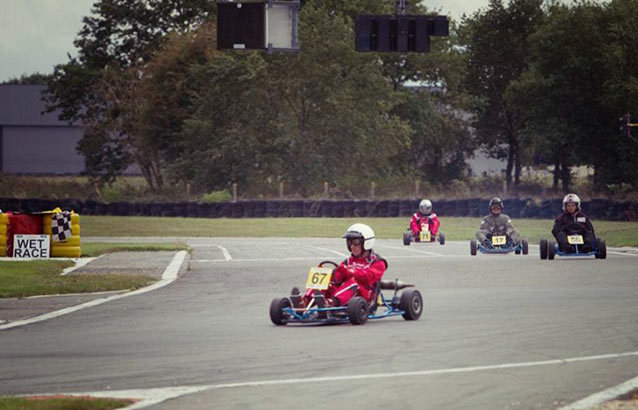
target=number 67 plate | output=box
[306,267,333,290]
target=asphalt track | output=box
[1,237,638,410]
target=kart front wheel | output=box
[597,239,607,259]
[470,240,477,256]
[522,239,529,255]
[439,232,445,245]
[400,289,423,320]
[539,239,547,259]
[403,231,412,246]
[347,297,369,325]
[269,297,291,326]
[548,241,556,260]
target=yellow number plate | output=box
[305,267,333,290]
[420,231,431,242]
[492,235,506,246]
[567,235,584,245]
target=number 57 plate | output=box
[306,267,333,290]
[567,235,584,245]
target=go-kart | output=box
[539,235,606,260]
[403,224,445,246]
[470,234,529,256]
[269,261,423,326]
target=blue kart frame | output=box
[539,237,606,260]
[270,261,423,326]
[470,236,529,256]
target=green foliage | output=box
[0,396,133,410]
[201,190,232,203]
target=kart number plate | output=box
[420,231,431,242]
[492,235,506,245]
[567,235,584,245]
[306,267,333,290]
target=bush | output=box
[202,190,232,203]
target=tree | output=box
[460,0,544,191]
[45,0,214,188]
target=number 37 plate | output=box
[306,267,333,290]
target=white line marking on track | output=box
[609,251,638,257]
[217,245,232,261]
[559,374,638,409]
[0,250,188,331]
[378,244,446,256]
[60,256,103,276]
[55,350,638,409]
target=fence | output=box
[0,197,635,221]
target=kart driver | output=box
[551,193,596,252]
[410,199,441,241]
[476,197,520,247]
[301,223,387,307]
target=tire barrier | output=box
[0,212,8,256]
[0,198,635,221]
[43,211,81,258]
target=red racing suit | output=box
[329,251,388,306]
[410,211,440,238]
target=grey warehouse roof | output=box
[0,84,82,127]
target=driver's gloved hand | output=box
[482,240,491,248]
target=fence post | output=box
[324,181,329,197]
[370,181,376,199]
[279,182,284,199]
[232,183,238,202]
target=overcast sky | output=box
[0,0,489,83]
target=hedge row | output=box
[0,197,636,221]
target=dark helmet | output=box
[489,197,504,210]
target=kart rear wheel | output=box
[403,231,412,246]
[270,297,291,326]
[540,239,548,260]
[598,240,607,259]
[522,239,529,255]
[347,297,369,325]
[439,232,445,245]
[548,241,556,260]
[470,240,477,256]
[400,289,423,320]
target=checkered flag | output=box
[51,211,72,242]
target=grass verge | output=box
[0,260,154,298]
[0,396,134,410]
[80,216,638,247]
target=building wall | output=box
[1,125,85,174]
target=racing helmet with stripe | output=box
[342,223,376,251]
[562,193,581,211]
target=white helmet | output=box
[562,193,581,211]
[419,199,432,214]
[342,223,376,251]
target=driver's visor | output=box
[346,238,363,245]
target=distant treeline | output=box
[1,198,635,221]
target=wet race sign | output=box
[13,235,50,258]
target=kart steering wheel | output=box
[318,260,338,268]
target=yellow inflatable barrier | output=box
[0,224,6,235]
[0,213,8,224]
[50,246,81,258]
[0,236,6,246]
[72,224,80,235]
[50,235,81,247]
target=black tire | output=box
[470,240,477,256]
[439,232,445,245]
[403,231,412,246]
[540,239,548,260]
[400,289,423,320]
[269,297,291,326]
[515,248,521,255]
[347,296,369,325]
[598,240,607,259]
[548,241,556,260]
[522,239,529,255]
